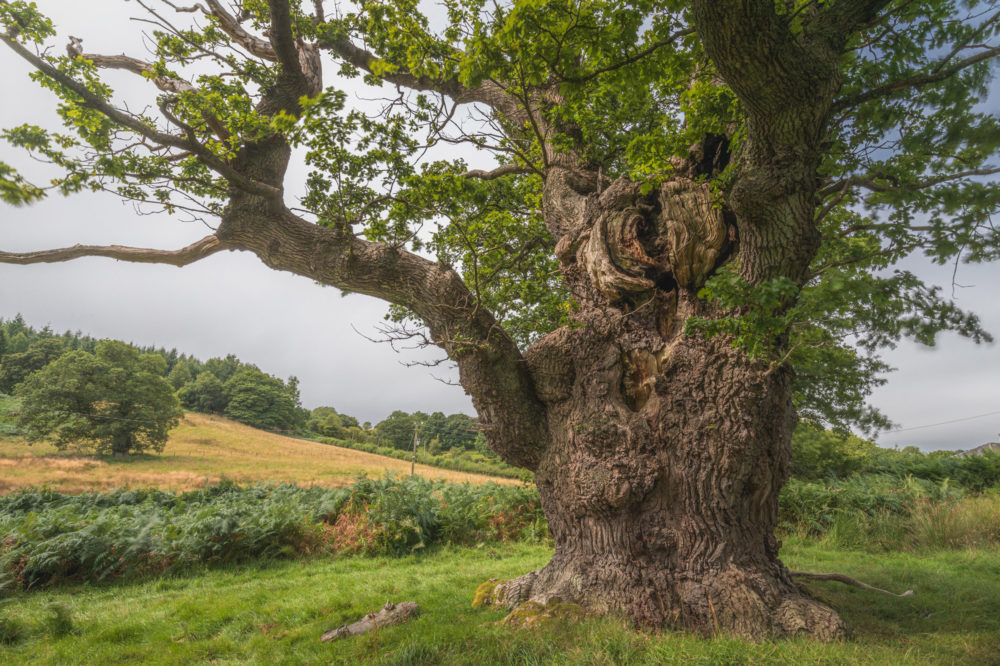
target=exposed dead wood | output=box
[320,601,420,642]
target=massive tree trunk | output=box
[518,330,843,638]
[477,168,847,639]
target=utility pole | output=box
[411,421,419,476]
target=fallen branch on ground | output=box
[321,601,420,642]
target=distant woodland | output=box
[0,315,512,475]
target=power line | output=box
[887,409,1000,434]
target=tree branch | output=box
[267,0,300,72]
[461,163,536,180]
[802,0,892,51]
[262,0,321,109]
[790,570,914,597]
[556,27,695,84]
[690,0,815,116]
[1,34,282,200]
[79,50,195,94]
[834,45,1000,111]
[2,33,189,149]
[218,210,550,470]
[315,30,519,115]
[202,0,277,60]
[0,235,229,267]
[820,166,1000,198]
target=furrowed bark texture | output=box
[498,169,845,639]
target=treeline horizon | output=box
[0,314,487,456]
[4,313,997,481]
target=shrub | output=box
[778,475,1000,552]
[778,474,963,538]
[0,477,546,591]
[791,423,1000,491]
[312,434,526,479]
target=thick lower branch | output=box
[0,235,229,267]
[220,210,549,470]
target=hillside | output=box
[0,413,514,493]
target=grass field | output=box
[0,413,513,493]
[3,414,999,664]
[1,540,998,664]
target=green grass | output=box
[2,542,998,665]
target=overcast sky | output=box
[1,2,998,450]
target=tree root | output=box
[790,571,914,597]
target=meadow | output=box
[1,542,998,664]
[0,413,513,493]
[2,417,1000,664]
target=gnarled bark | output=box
[517,326,846,639]
[502,170,846,639]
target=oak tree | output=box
[2,0,999,638]
[15,340,182,456]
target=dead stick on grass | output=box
[321,601,420,642]
[790,571,914,597]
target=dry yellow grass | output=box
[0,413,514,493]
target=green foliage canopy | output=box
[0,337,64,394]
[222,365,301,431]
[14,340,182,456]
[0,0,998,435]
[177,371,227,414]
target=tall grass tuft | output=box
[0,600,25,645]
[780,476,1000,552]
[909,492,1000,550]
[45,602,74,638]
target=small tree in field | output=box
[15,341,182,457]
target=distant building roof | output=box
[955,441,1000,458]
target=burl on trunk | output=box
[477,174,846,640]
